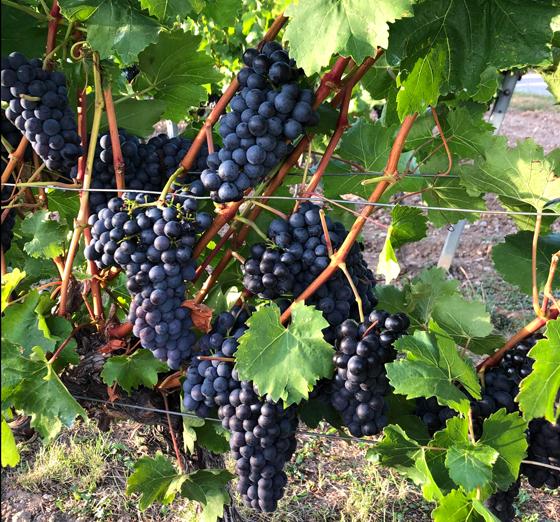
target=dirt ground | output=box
[2,98,559,521]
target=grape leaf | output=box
[1,268,25,312]
[517,320,560,423]
[387,330,481,414]
[181,469,234,522]
[1,5,47,58]
[139,0,192,23]
[59,0,161,64]
[492,232,560,296]
[337,119,397,171]
[2,291,58,354]
[367,424,422,474]
[235,302,335,406]
[479,409,528,491]
[46,191,80,227]
[137,30,221,121]
[432,490,499,522]
[100,99,167,138]
[21,210,67,259]
[361,55,396,99]
[126,453,187,510]
[1,344,86,441]
[445,443,498,491]
[204,0,243,27]
[396,45,446,120]
[182,403,230,455]
[377,206,427,283]
[1,416,20,468]
[101,349,169,394]
[283,0,416,76]
[388,0,555,94]
[432,295,493,349]
[462,139,560,212]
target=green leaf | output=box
[387,330,480,414]
[21,210,67,259]
[388,0,555,94]
[368,424,422,476]
[445,443,498,491]
[126,453,186,510]
[182,414,205,454]
[2,292,57,354]
[101,99,166,139]
[139,0,191,23]
[517,320,560,423]
[492,232,560,296]
[337,119,397,171]
[283,0,416,75]
[432,295,493,349]
[59,0,161,64]
[181,469,234,522]
[235,302,334,406]
[376,206,428,283]
[1,417,20,468]
[1,344,86,440]
[46,190,80,227]
[397,45,446,120]
[101,349,169,394]
[297,396,342,429]
[137,30,221,121]
[1,5,47,58]
[462,139,560,212]
[361,55,396,99]
[479,409,528,491]
[433,489,499,522]
[1,269,26,312]
[204,0,242,27]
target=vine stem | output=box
[1,248,6,276]
[532,212,543,317]
[45,0,61,70]
[541,250,559,313]
[78,85,104,322]
[280,114,418,324]
[162,393,184,473]
[103,86,125,196]
[58,53,104,316]
[198,355,235,363]
[430,106,452,176]
[339,262,364,322]
[48,323,89,363]
[476,305,558,371]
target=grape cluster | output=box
[183,306,252,418]
[522,417,560,489]
[201,41,318,202]
[330,310,409,437]
[485,480,519,522]
[222,385,298,512]
[85,192,211,367]
[242,202,376,341]
[123,64,140,83]
[1,180,15,253]
[1,52,82,173]
[79,130,211,213]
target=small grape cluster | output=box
[485,480,520,522]
[1,52,82,173]
[183,306,252,418]
[522,417,560,489]
[85,192,212,367]
[201,41,318,202]
[242,202,376,340]
[330,310,409,437]
[76,130,211,213]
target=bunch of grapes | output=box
[330,310,409,437]
[242,202,376,341]
[85,192,212,367]
[522,417,560,489]
[1,52,82,173]
[183,306,252,418]
[485,480,520,522]
[201,41,318,202]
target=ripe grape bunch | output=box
[330,310,409,437]
[242,202,376,341]
[1,52,82,173]
[485,480,520,522]
[85,192,212,368]
[183,306,252,418]
[183,307,298,512]
[201,41,318,202]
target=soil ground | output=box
[2,95,559,522]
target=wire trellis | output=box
[3,182,558,218]
[72,393,560,472]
